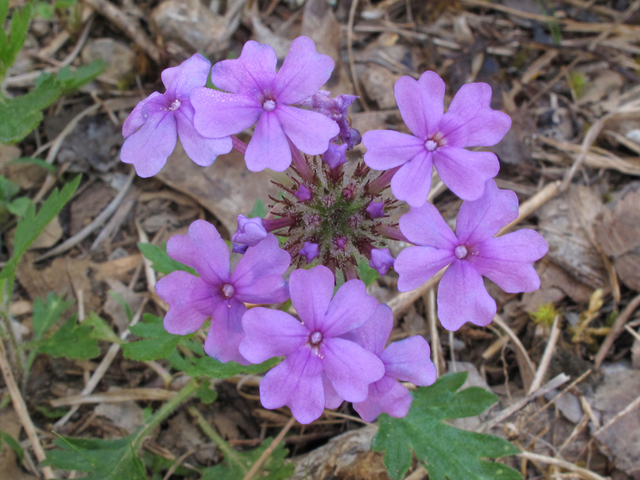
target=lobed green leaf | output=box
[138,242,196,275]
[122,314,182,361]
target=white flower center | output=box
[310,331,323,345]
[169,99,182,111]
[262,99,277,112]
[222,283,236,298]
[425,139,439,152]
[454,245,468,260]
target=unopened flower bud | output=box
[369,248,394,276]
[295,184,312,202]
[299,242,319,263]
[231,215,268,247]
[322,143,348,169]
[366,201,385,219]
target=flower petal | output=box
[191,88,262,138]
[245,111,291,172]
[341,304,393,357]
[120,111,176,178]
[321,279,378,337]
[395,246,454,292]
[362,130,424,170]
[437,260,496,331]
[289,266,335,332]
[399,203,458,249]
[122,92,161,138]
[438,82,512,148]
[323,374,343,409]
[175,102,232,167]
[163,53,211,101]
[166,220,230,285]
[353,376,412,422]
[390,151,434,208]
[455,179,519,245]
[232,235,291,303]
[274,36,334,105]
[276,105,339,155]
[381,336,437,386]
[156,272,216,335]
[395,72,445,139]
[470,230,548,293]
[433,147,500,201]
[322,338,385,402]
[260,347,325,424]
[209,40,277,95]
[240,308,308,363]
[204,299,248,364]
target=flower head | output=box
[340,304,436,421]
[239,266,385,424]
[155,220,290,364]
[395,180,548,330]
[191,37,340,172]
[121,54,232,177]
[363,71,511,207]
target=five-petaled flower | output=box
[191,36,340,172]
[121,54,232,177]
[395,180,548,331]
[239,266,385,424]
[363,71,511,207]
[155,220,290,364]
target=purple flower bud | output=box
[295,184,312,202]
[369,248,394,276]
[231,215,268,247]
[335,237,347,250]
[322,143,348,169]
[366,201,385,219]
[232,243,249,254]
[299,242,319,263]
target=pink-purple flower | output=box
[121,54,232,177]
[301,91,361,149]
[155,220,290,364]
[363,71,511,207]
[191,37,340,172]
[239,266,385,424]
[395,180,547,331]
[341,304,436,421]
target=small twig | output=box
[492,314,536,387]
[347,0,369,111]
[594,293,640,367]
[51,388,176,407]
[36,170,136,262]
[528,314,561,394]
[517,451,608,480]
[0,341,56,479]
[241,416,296,480]
[426,287,444,375]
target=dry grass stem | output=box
[594,293,640,367]
[51,387,176,407]
[517,451,608,480]
[241,416,297,480]
[528,315,561,394]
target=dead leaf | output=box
[0,410,37,480]
[70,183,116,235]
[103,280,144,333]
[95,394,144,433]
[157,143,278,236]
[361,64,401,110]
[0,144,46,190]
[522,261,594,313]
[29,216,62,249]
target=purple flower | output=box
[341,304,436,421]
[395,180,548,331]
[191,37,340,172]
[301,91,361,149]
[322,143,348,169]
[299,242,319,263]
[369,248,394,276]
[121,54,233,178]
[231,215,267,247]
[155,220,290,364]
[294,184,312,202]
[366,201,385,219]
[239,266,385,424]
[363,71,511,207]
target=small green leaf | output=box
[6,196,32,217]
[32,2,54,20]
[0,2,31,77]
[250,198,268,218]
[32,293,74,340]
[0,175,20,201]
[201,438,293,480]
[186,356,280,379]
[195,381,218,405]
[0,428,24,463]
[372,372,521,480]
[357,259,380,286]
[36,316,101,360]
[138,242,196,275]
[108,290,133,322]
[84,312,121,345]
[121,314,182,361]
[34,404,69,419]
[8,157,57,172]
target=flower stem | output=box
[288,139,314,184]
[232,136,248,154]
[367,166,401,194]
[376,225,409,242]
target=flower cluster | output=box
[123,36,547,424]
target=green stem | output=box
[132,378,198,451]
[187,405,247,473]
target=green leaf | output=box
[108,290,133,322]
[32,293,74,341]
[0,428,24,463]
[186,356,280,379]
[6,196,31,217]
[36,316,101,360]
[56,60,106,93]
[0,175,80,282]
[250,198,268,218]
[357,258,380,286]
[121,314,182,361]
[195,381,218,405]
[201,438,293,480]
[0,2,31,78]
[34,404,69,419]
[138,242,196,275]
[84,312,121,345]
[33,2,55,20]
[43,435,147,480]
[8,156,57,172]
[372,372,522,480]
[0,175,20,201]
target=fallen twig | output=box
[594,293,640,367]
[241,416,296,480]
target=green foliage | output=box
[122,314,183,361]
[0,175,27,222]
[357,258,380,286]
[33,0,78,20]
[195,381,218,405]
[138,242,196,275]
[372,372,521,480]
[201,438,293,480]
[0,61,106,143]
[0,1,31,80]
[530,302,558,327]
[8,156,57,172]
[32,293,74,341]
[250,198,268,218]
[185,356,280,379]
[0,428,23,463]
[569,71,587,99]
[36,313,116,360]
[535,0,561,45]
[44,435,147,480]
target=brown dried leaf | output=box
[0,410,37,480]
